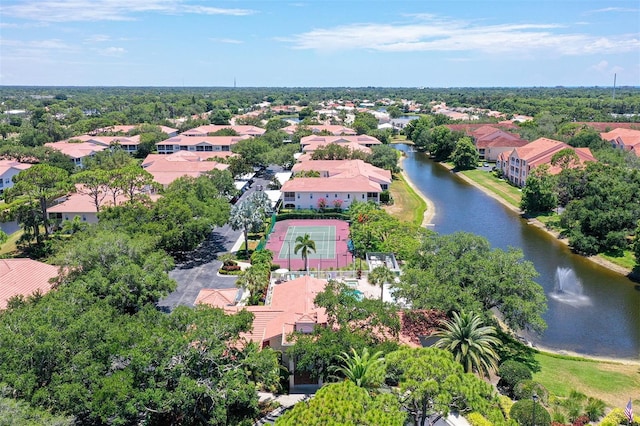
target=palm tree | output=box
[434,311,500,378]
[367,265,395,301]
[330,347,385,389]
[294,233,316,272]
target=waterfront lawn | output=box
[600,250,636,270]
[459,169,522,208]
[533,352,640,408]
[384,173,426,226]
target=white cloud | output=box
[98,46,127,56]
[586,7,639,14]
[210,38,244,44]
[284,15,640,56]
[2,0,256,22]
[590,60,624,75]
[85,34,111,43]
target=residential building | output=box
[196,275,328,387]
[155,135,250,154]
[283,124,356,136]
[469,125,528,161]
[0,160,31,194]
[291,159,391,190]
[142,151,229,187]
[45,134,141,166]
[93,124,178,137]
[497,137,596,187]
[0,259,58,309]
[300,135,381,150]
[280,175,382,210]
[181,125,265,137]
[600,128,640,157]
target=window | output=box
[347,194,350,199]
[334,194,337,198]
[361,194,365,199]
[284,192,295,198]
[367,192,377,198]
[310,194,313,199]
[381,184,388,190]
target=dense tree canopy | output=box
[396,232,547,333]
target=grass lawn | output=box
[0,230,23,257]
[600,250,637,270]
[533,352,640,408]
[459,169,522,208]
[384,173,426,226]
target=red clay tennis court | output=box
[265,219,352,271]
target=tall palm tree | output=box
[294,233,316,272]
[434,311,500,378]
[330,347,385,389]
[367,265,395,301]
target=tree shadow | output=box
[173,231,230,270]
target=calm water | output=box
[396,144,640,360]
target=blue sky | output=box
[1,0,639,87]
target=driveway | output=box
[157,167,279,311]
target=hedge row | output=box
[276,210,350,221]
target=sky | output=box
[1,0,639,87]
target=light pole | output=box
[287,239,291,271]
[532,392,538,426]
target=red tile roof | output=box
[196,276,328,345]
[181,125,265,137]
[157,135,250,148]
[601,128,640,151]
[0,160,31,176]
[512,137,597,175]
[0,259,58,309]
[281,175,381,193]
[300,134,381,147]
[292,159,391,184]
[283,124,357,135]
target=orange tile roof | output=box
[181,125,265,137]
[282,175,381,193]
[601,128,640,150]
[0,160,31,176]
[300,134,381,146]
[157,135,250,147]
[512,138,596,175]
[142,155,228,186]
[301,141,372,155]
[292,159,391,183]
[196,276,328,345]
[283,124,357,135]
[45,140,109,159]
[0,259,58,309]
[195,288,239,307]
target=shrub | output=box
[499,395,514,419]
[583,397,605,422]
[498,360,532,396]
[514,381,549,404]
[467,412,494,426]
[380,190,391,204]
[510,399,551,426]
[222,264,241,271]
[599,408,629,426]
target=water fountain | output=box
[549,267,592,307]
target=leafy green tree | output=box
[294,233,316,272]
[113,164,155,203]
[397,232,547,333]
[289,281,400,380]
[73,169,110,212]
[276,380,406,426]
[229,192,271,256]
[368,265,395,301]
[428,126,460,161]
[452,136,479,170]
[497,360,532,397]
[434,311,500,378]
[54,230,176,314]
[311,142,353,160]
[236,265,270,305]
[510,399,551,426]
[329,347,385,389]
[7,164,71,241]
[551,148,580,170]
[369,144,400,173]
[634,221,640,267]
[83,147,136,171]
[231,136,272,167]
[385,347,504,426]
[352,112,379,135]
[520,166,557,213]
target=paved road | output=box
[157,166,281,311]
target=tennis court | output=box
[278,225,337,260]
[265,219,352,271]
